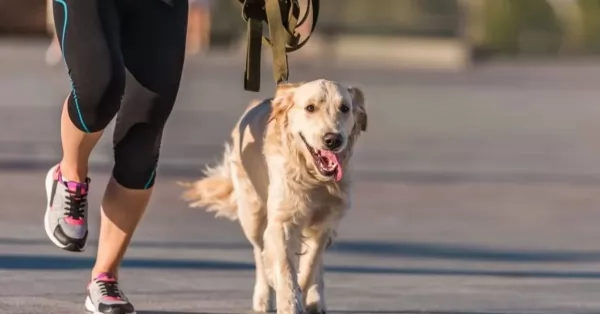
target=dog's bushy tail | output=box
[179,144,238,220]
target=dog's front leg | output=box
[298,231,329,314]
[263,219,304,314]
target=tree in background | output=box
[546,0,584,54]
[462,0,563,56]
[579,0,600,53]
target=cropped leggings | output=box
[52,0,188,189]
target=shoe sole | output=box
[85,295,137,314]
[43,166,86,252]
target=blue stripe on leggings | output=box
[144,169,157,189]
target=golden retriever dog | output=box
[180,79,368,314]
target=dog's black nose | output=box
[323,133,343,150]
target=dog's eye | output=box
[340,104,350,113]
[305,104,316,112]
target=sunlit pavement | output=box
[1,40,600,313]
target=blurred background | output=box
[2,0,600,313]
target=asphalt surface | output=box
[1,40,600,314]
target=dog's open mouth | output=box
[300,133,343,181]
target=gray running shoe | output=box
[43,164,89,252]
[85,272,136,314]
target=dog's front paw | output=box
[276,303,304,314]
[276,287,304,314]
[304,299,326,314]
[304,286,326,314]
[253,285,274,313]
[304,304,326,314]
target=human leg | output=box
[87,1,188,312]
[199,2,212,50]
[45,0,62,65]
[186,1,201,55]
[44,0,125,252]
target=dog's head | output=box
[269,79,368,182]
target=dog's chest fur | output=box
[279,167,351,228]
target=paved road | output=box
[1,40,600,313]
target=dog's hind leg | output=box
[231,163,273,312]
[298,230,329,314]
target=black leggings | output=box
[52,0,188,189]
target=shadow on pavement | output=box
[137,312,229,314]
[333,312,600,314]
[327,241,600,263]
[117,310,600,314]
[2,238,600,263]
[137,312,403,314]
[1,254,600,279]
[335,312,534,314]
[7,159,600,185]
[137,312,240,314]
[0,159,204,178]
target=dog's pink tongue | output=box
[321,151,343,181]
[335,165,343,181]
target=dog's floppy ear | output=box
[269,84,297,123]
[348,86,367,132]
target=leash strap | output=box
[241,0,319,92]
[244,17,263,92]
[266,0,291,85]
